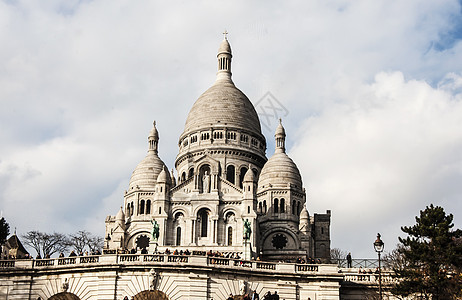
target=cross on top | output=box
[223,30,228,40]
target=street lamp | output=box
[373,233,384,300]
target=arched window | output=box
[239,167,248,188]
[188,168,194,179]
[248,206,250,214]
[199,210,208,237]
[263,200,267,213]
[159,207,162,214]
[127,204,130,216]
[130,202,134,216]
[226,165,235,184]
[280,198,285,213]
[146,200,151,214]
[292,200,296,215]
[297,201,301,216]
[227,227,233,246]
[176,227,182,246]
[181,172,186,182]
[258,202,262,213]
[140,200,145,214]
[274,198,279,213]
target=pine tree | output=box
[392,204,462,299]
[0,217,9,245]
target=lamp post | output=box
[373,233,384,300]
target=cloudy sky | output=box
[1,0,462,258]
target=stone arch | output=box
[173,212,185,246]
[197,208,211,238]
[192,204,214,217]
[226,164,236,184]
[172,207,190,219]
[238,166,248,188]
[198,163,211,193]
[49,292,81,300]
[261,228,300,250]
[222,207,240,219]
[126,231,151,250]
[133,290,169,300]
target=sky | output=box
[1,0,462,259]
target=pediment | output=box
[219,177,243,197]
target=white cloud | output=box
[291,71,462,257]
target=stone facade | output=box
[105,37,331,262]
[0,36,401,300]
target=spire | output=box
[148,121,159,153]
[275,119,286,153]
[216,32,233,83]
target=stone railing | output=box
[343,272,395,283]
[332,258,389,269]
[0,255,338,276]
[256,261,276,270]
[296,264,318,272]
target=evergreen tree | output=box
[0,217,10,245]
[392,204,462,299]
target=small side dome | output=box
[129,152,167,190]
[116,206,125,221]
[243,167,255,182]
[129,122,167,190]
[257,153,302,189]
[258,120,302,190]
[157,167,170,184]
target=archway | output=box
[48,292,81,300]
[133,290,169,300]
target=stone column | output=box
[190,219,196,245]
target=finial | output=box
[153,120,156,127]
[279,118,282,124]
[223,30,228,40]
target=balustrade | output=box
[80,256,99,264]
[58,258,76,265]
[0,260,15,268]
[36,259,54,267]
[233,260,252,268]
[256,262,276,270]
[208,257,229,266]
[296,264,318,272]
[167,255,188,263]
[143,255,164,262]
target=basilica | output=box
[0,37,390,300]
[105,37,331,262]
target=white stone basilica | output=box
[105,37,331,262]
[0,36,395,300]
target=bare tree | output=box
[69,230,104,254]
[22,231,69,258]
[88,235,104,252]
[330,247,348,261]
[69,230,89,254]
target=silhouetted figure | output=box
[346,252,352,268]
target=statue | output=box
[62,278,69,292]
[151,219,160,241]
[239,280,246,295]
[202,171,210,193]
[149,268,159,290]
[243,219,252,240]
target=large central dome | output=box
[180,38,263,140]
[183,81,261,134]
